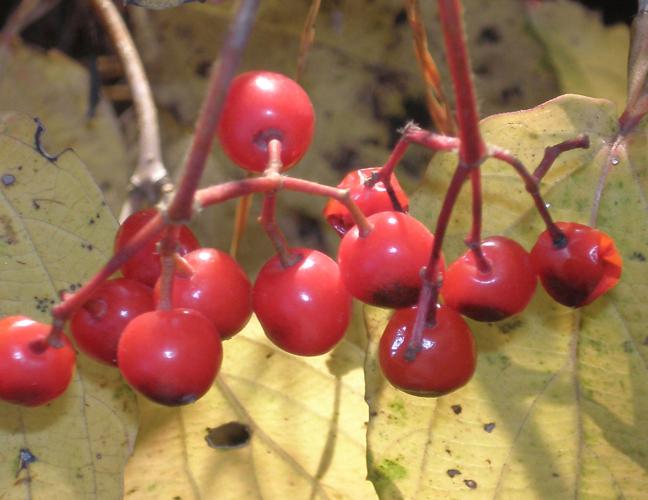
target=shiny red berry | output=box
[114,208,200,287]
[442,236,537,321]
[70,278,153,365]
[217,71,315,172]
[118,309,222,406]
[530,222,622,307]
[379,305,476,397]
[337,211,441,308]
[0,316,75,406]
[154,248,252,339]
[323,167,410,236]
[253,248,352,356]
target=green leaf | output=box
[0,113,137,499]
[365,94,648,498]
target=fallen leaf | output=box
[0,113,137,499]
[527,0,629,109]
[365,94,648,498]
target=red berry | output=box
[530,222,622,307]
[118,309,222,406]
[70,278,153,365]
[0,316,75,406]
[114,208,200,287]
[323,167,410,237]
[217,71,315,173]
[337,211,441,308]
[442,236,537,321]
[379,305,476,397]
[253,248,352,356]
[154,248,252,339]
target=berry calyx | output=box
[530,222,622,307]
[442,236,537,321]
[253,248,352,356]
[323,167,409,236]
[337,211,441,308]
[0,316,76,406]
[70,278,154,365]
[114,208,200,287]
[118,309,222,406]
[379,305,476,397]
[154,248,252,339]
[217,71,315,173]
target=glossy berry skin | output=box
[217,71,315,173]
[154,248,252,339]
[114,208,200,287]
[253,248,352,356]
[379,305,476,397]
[118,309,222,406]
[0,316,75,406]
[337,211,440,308]
[530,222,622,307]
[70,278,153,365]
[323,167,410,237]
[442,236,537,322]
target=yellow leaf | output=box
[0,42,131,213]
[123,315,375,499]
[366,94,648,498]
[527,0,629,108]
[0,114,137,498]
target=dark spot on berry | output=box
[458,303,509,322]
[630,251,646,262]
[393,8,407,26]
[194,60,212,78]
[464,479,477,489]
[500,85,523,104]
[497,318,523,334]
[477,26,501,44]
[543,274,591,307]
[372,283,420,309]
[2,174,16,187]
[205,422,251,449]
[483,422,496,433]
[156,393,198,406]
[447,469,461,478]
[325,145,359,173]
[451,404,462,415]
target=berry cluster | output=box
[0,69,622,408]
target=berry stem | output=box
[532,134,590,181]
[167,0,259,223]
[466,168,490,273]
[489,146,565,244]
[157,224,182,311]
[91,0,170,222]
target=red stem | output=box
[157,224,182,311]
[168,0,259,222]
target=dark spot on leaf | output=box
[464,479,477,489]
[447,469,461,478]
[32,200,40,210]
[17,166,22,171]
[89,218,95,225]
[265,351,274,359]
[386,96,432,147]
[33,117,69,161]
[477,26,501,44]
[2,174,15,187]
[326,145,359,173]
[16,448,37,477]
[474,63,491,76]
[369,410,378,417]
[622,341,634,353]
[500,85,523,104]
[451,404,462,415]
[96,453,102,460]
[445,447,452,455]
[497,318,522,334]
[552,472,560,477]
[630,251,646,262]
[205,422,251,449]
[393,8,407,26]
[643,336,648,346]
[194,60,212,78]
[0,215,18,245]
[483,422,496,433]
